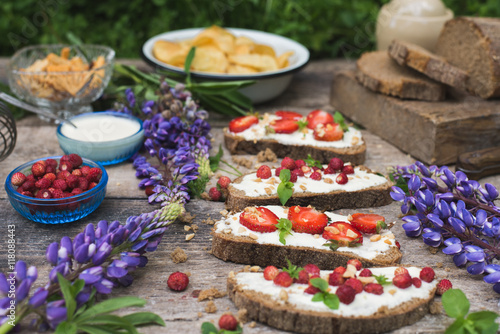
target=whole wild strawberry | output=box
[78,177,89,190]
[289,170,298,183]
[275,167,283,177]
[11,172,26,187]
[304,285,321,295]
[66,175,79,189]
[336,172,348,185]
[359,268,372,277]
[328,272,345,286]
[67,153,83,168]
[273,272,293,287]
[364,283,384,295]
[295,159,306,168]
[263,266,279,281]
[412,277,422,288]
[281,157,296,170]
[342,165,355,174]
[393,273,412,289]
[256,165,272,179]
[35,178,52,190]
[80,165,91,176]
[436,279,452,295]
[217,176,231,189]
[303,264,320,277]
[31,162,46,177]
[86,167,102,183]
[336,284,356,304]
[52,179,68,191]
[208,187,222,201]
[345,278,363,294]
[36,189,52,199]
[294,269,309,284]
[292,168,304,177]
[57,170,71,180]
[328,157,344,171]
[45,165,56,174]
[72,169,83,177]
[394,267,409,276]
[309,171,322,181]
[59,161,73,173]
[333,266,346,275]
[167,272,189,291]
[218,314,238,331]
[420,267,435,283]
[43,173,57,183]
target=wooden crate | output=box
[330,70,500,165]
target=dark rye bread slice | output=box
[225,166,392,212]
[388,39,469,90]
[436,17,500,99]
[211,231,402,269]
[227,275,436,334]
[224,130,366,165]
[356,51,446,101]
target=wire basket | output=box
[0,102,17,162]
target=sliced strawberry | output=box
[239,207,279,233]
[322,222,363,246]
[349,213,387,234]
[276,110,303,120]
[313,123,343,142]
[269,119,299,134]
[228,115,259,133]
[306,110,334,130]
[287,206,328,234]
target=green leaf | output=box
[80,314,137,334]
[279,169,291,183]
[276,218,293,245]
[122,312,166,327]
[76,325,121,334]
[323,293,340,310]
[76,297,146,324]
[374,275,391,286]
[479,322,499,334]
[57,273,77,322]
[184,47,196,86]
[282,259,303,279]
[376,220,387,233]
[201,322,219,334]
[467,311,500,333]
[189,80,255,94]
[55,321,77,334]
[304,154,323,169]
[445,317,466,334]
[209,145,224,172]
[333,111,349,132]
[311,292,324,302]
[222,324,243,334]
[297,118,308,131]
[310,278,328,292]
[443,289,470,319]
[197,94,246,116]
[221,90,253,110]
[277,169,294,205]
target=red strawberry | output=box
[295,270,310,284]
[309,171,322,181]
[219,314,238,331]
[306,110,334,130]
[20,180,35,192]
[59,161,73,173]
[394,267,409,276]
[68,153,83,168]
[78,177,89,190]
[393,273,412,289]
[323,166,335,174]
[328,272,345,286]
[333,266,346,275]
[21,191,33,197]
[66,175,79,189]
[364,283,384,295]
[359,268,372,277]
[289,170,298,183]
[301,165,311,174]
[217,176,231,189]
[45,158,58,169]
[35,178,52,190]
[322,222,363,246]
[25,174,35,182]
[281,157,296,170]
[269,119,299,134]
[436,279,452,295]
[11,172,26,187]
[208,187,221,201]
[349,213,387,234]
[275,167,283,177]
[345,278,363,294]
[57,170,71,180]
[276,110,303,120]
[273,272,293,287]
[45,165,56,174]
[313,123,343,141]
[43,173,56,183]
[88,182,98,190]
[295,159,306,168]
[303,264,320,277]
[256,165,272,179]
[396,241,401,249]
[412,277,422,288]
[288,206,329,234]
[52,179,68,191]
[167,271,189,291]
[336,284,356,304]
[87,167,102,183]
[419,267,435,283]
[229,115,259,133]
[80,165,91,176]
[304,286,321,295]
[239,207,278,233]
[263,266,279,281]
[31,162,46,177]
[336,173,348,185]
[49,188,64,199]
[71,188,83,196]
[72,169,83,177]
[342,165,354,174]
[36,189,52,199]
[292,168,304,177]
[328,158,344,171]
[347,259,363,271]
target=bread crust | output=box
[225,166,392,212]
[227,275,436,334]
[224,130,366,165]
[211,230,402,269]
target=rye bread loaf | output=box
[388,39,469,90]
[224,130,366,165]
[225,166,392,212]
[356,51,446,101]
[227,271,437,334]
[435,17,500,99]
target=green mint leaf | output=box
[57,273,77,322]
[374,275,391,286]
[443,289,470,319]
[279,168,291,183]
[55,321,77,334]
[265,125,276,134]
[310,278,329,292]
[282,259,303,279]
[122,312,166,327]
[276,218,293,245]
[201,322,219,334]
[221,324,244,334]
[311,292,325,302]
[297,118,308,131]
[323,293,340,310]
[333,111,349,132]
[277,169,293,205]
[444,317,466,334]
[304,154,323,169]
[467,311,499,333]
[323,240,340,251]
[376,220,387,234]
[209,145,224,172]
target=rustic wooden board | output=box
[330,69,500,165]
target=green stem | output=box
[220,160,242,176]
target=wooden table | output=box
[1,59,499,333]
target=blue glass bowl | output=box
[56,112,144,166]
[5,156,108,224]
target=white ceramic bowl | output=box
[142,27,310,104]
